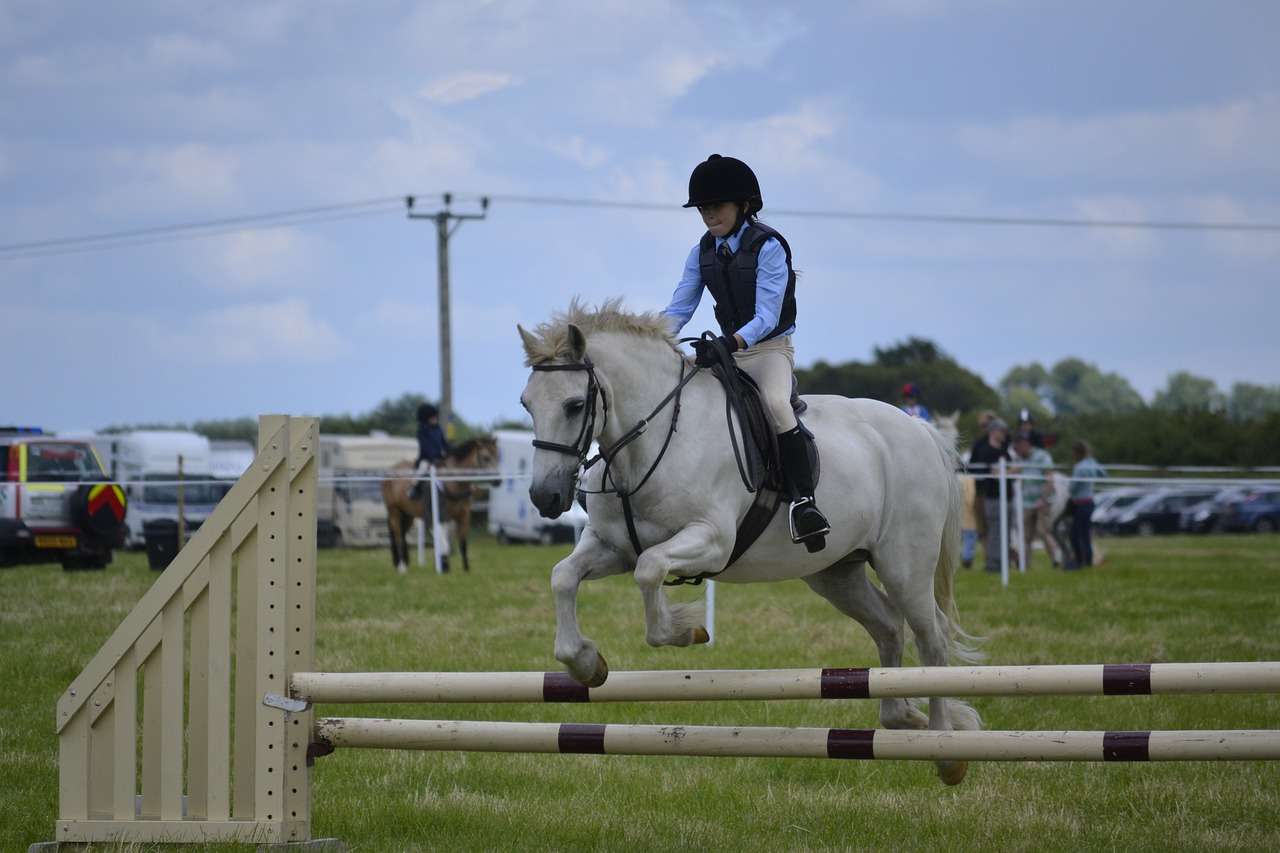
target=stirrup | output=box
[788,497,830,551]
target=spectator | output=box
[970,409,1006,457]
[968,417,1010,573]
[1012,433,1059,567]
[959,474,978,569]
[900,383,933,423]
[1016,409,1045,448]
[1066,439,1106,569]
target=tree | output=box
[872,337,944,368]
[1153,371,1225,413]
[1047,358,1144,416]
[1227,382,1280,422]
[798,338,1001,416]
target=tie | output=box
[717,240,733,264]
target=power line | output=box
[464,192,1280,233]
[0,204,404,261]
[3,192,1277,263]
[0,196,403,254]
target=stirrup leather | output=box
[788,496,831,543]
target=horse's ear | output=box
[950,410,961,421]
[517,324,539,360]
[567,324,587,361]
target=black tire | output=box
[538,529,554,546]
[495,529,510,545]
[1137,521,1156,537]
[1255,517,1277,534]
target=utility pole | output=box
[406,193,488,435]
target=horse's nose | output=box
[529,485,564,518]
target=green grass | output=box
[3,533,1279,851]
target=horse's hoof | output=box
[580,653,609,688]
[937,760,968,786]
[692,627,710,645]
[395,563,407,575]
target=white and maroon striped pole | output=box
[313,718,1280,763]
[292,662,1280,705]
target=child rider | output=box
[662,154,830,552]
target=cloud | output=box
[420,71,518,105]
[957,95,1280,179]
[147,33,234,70]
[197,228,319,289]
[172,298,344,364]
[547,136,609,169]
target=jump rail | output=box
[42,415,1280,850]
[291,662,1280,704]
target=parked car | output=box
[1109,487,1221,536]
[1179,486,1252,534]
[1091,488,1150,531]
[1219,488,1280,533]
[0,427,127,569]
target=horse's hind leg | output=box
[802,557,927,730]
[387,515,405,573]
[875,548,980,786]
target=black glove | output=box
[692,335,740,368]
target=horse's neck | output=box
[590,333,724,487]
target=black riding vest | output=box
[698,221,797,344]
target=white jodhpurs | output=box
[733,335,797,433]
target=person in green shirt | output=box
[1012,433,1061,567]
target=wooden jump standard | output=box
[44,416,1280,849]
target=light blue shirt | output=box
[662,220,795,348]
[1070,457,1107,500]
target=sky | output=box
[4,0,1279,432]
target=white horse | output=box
[518,300,982,785]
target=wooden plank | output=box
[232,528,258,820]
[57,425,288,733]
[284,418,318,836]
[159,596,185,820]
[206,533,233,821]
[139,648,160,819]
[255,416,289,826]
[58,708,90,821]
[87,699,114,819]
[187,567,210,820]
[111,649,137,821]
[56,818,286,844]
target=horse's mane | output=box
[520,297,677,365]
[447,436,493,461]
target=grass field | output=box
[3,533,1279,852]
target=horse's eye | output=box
[563,399,586,417]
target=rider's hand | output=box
[692,335,740,367]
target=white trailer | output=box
[317,433,417,548]
[488,429,587,544]
[111,431,217,548]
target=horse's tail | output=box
[927,424,985,665]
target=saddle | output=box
[670,337,819,583]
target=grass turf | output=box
[2,533,1278,851]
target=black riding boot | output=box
[778,426,830,552]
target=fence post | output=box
[1014,477,1026,573]
[430,465,445,575]
[998,459,1009,587]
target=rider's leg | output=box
[733,336,829,550]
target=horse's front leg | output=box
[634,521,730,648]
[552,528,630,686]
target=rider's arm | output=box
[735,237,787,348]
[661,245,704,336]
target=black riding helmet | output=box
[683,154,763,214]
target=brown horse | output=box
[380,436,499,574]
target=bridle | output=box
[529,357,609,463]
[529,349,701,556]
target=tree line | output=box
[795,337,1280,467]
[103,338,1280,467]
